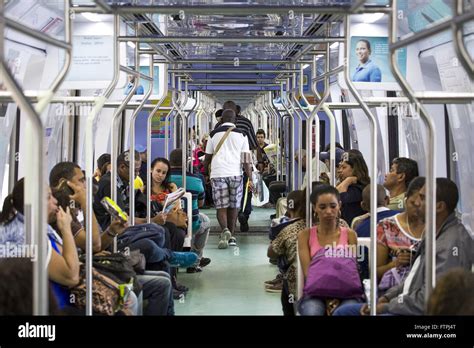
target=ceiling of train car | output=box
[73,0,385,106]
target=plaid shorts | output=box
[211,176,243,209]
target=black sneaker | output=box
[173,289,185,300]
[238,212,249,232]
[199,257,211,268]
[186,266,202,273]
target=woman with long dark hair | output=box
[336,151,370,226]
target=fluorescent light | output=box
[360,13,385,24]
[81,13,102,22]
[127,42,136,49]
[302,64,310,70]
[330,42,339,49]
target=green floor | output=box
[175,208,282,315]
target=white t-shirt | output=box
[206,122,250,179]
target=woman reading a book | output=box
[150,158,178,204]
[148,157,188,233]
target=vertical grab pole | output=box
[0,0,72,315]
[280,82,296,191]
[85,13,120,316]
[165,72,177,157]
[111,32,139,227]
[389,1,436,306]
[147,63,169,222]
[182,84,198,190]
[306,34,337,185]
[286,76,303,189]
[271,92,282,181]
[290,69,305,189]
[344,15,378,315]
[130,54,154,226]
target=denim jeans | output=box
[332,302,395,316]
[298,297,360,316]
[118,223,172,268]
[192,213,210,259]
[138,271,173,316]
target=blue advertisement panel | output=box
[350,36,407,84]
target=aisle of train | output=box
[175,208,281,315]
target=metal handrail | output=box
[279,83,296,191]
[344,15,378,316]
[84,14,120,315]
[111,35,139,227]
[129,54,154,226]
[146,64,169,222]
[389,0,437,308]
[452,0,474,77]
[0,0,72,315]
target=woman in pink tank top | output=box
[298,185,360,315]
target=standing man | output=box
[204,109,253,249]
[223,102,258,232]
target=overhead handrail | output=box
[389,0,437,307]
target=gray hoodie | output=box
[382,213,474,315]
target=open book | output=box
[162,188,186,214]
[101,197,128,222]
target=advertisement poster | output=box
[350,36,407,84]
[151,92,172,139]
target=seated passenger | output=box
[169,149,211,273]
[94,153,111,183]
[267,190,307,316]
[298,184,362,316]
[0,179,80,311]
[352,184,399,237]
[336,151,370,226]
[0,258,59,315]
[376,177,425,294]
[333,178,474,316]
[49,162,103,253]
[148,157,187,252]
[383,157,419,211]
[93,151,197,270]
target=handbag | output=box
[303,245,364,300]
[378,266,409,292]
[82,253,142,295]
[70,264,127,316]
[208,126,235,177]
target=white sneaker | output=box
[228,237,237,247]
[218,228,231,249]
